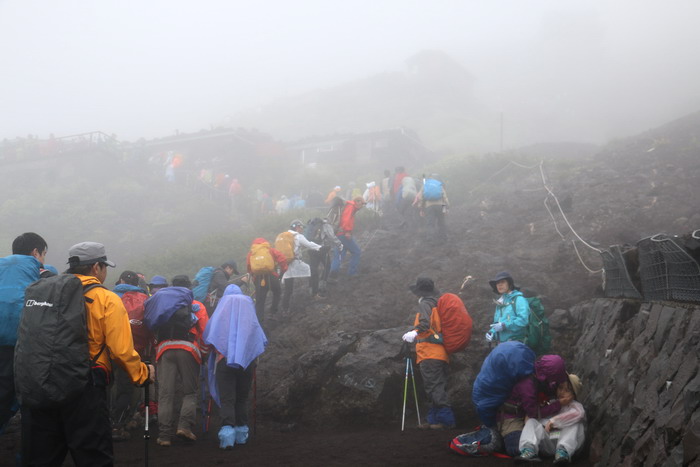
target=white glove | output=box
[338,243,344,252]
[402,330,418,343]
[491,322,505,333]
[485,332,494,342]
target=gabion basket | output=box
[637,234,700,302]
[600,245,642,299]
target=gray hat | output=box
[67,242,116,268]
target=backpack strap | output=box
[513,295,543,325]
[83,283,108,365]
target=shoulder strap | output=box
[83,283,107,364]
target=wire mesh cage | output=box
[637,234,700,302]
[600,245,642,299]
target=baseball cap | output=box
[67,242,116,267]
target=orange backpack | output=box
[249,242,275,275]
[434,293,473,353]
[274,231,296,263]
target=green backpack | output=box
[514,295,551,355]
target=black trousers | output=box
[254,274,281,321]
[216,360,255,427]
[308,247,330,295]
[22,380,113,467]
[0,346,16,430]
[425,204,447,241]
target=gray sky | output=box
[1,0,699,146]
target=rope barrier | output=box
[572,239,604,274]
[469,157,604,274]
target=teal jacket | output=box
[0,255,42,346]
[492,290,529,343]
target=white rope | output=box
[538,161,602,253]
[572,239,604,274]
[462,156,604,275]
[544,197,567,240]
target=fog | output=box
[1,0,699,149]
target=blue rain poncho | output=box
[471,341,536,427]
[203,284,267,406]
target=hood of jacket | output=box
[113,283,146,296]
[223,284,242,296]
[535,355,567,391]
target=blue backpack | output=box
[0,255,41,346]
[192,266,215,302]
[423,178,443,201]
[450,426,504,457]
[144,286,196,339]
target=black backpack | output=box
[304,217,324,244]
[154,304,196,342]
[14,274,106,409]
[144,286,197,342]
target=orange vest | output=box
[413,308,448,364]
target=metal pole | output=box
[408,358,421,426]
[401,358,409,431]
[144,369,150,467]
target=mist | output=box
[1,1,699,149]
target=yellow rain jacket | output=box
[78,274,149,385]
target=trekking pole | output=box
[144,362,151,467]
[401,357,409,432]
[408,358,421,426]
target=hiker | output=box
[203,284,267,450]
[392,166,408,204]
[208,261,239,310]
[146,283,209,446]
[486,271,530,345]
[516,373,586,464]
[381,169,392,212]
[498,354,570,457]
[246,238,288,321]
[148,275,169,295]
[111,270,153,441]
[363,181,382,213]
[278,220,322,313]
[325,186,341,204]
[18,242,154,466]
[416,174,449,241]
[401,277,456,429]
[306,217,342,298]
[397,174,418,227]
[0,232,47,432]
[330,197,366,277]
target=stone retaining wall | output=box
[571,298,700,466]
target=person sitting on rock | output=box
[203,284,267,450]
[498,354,569,457]
[486,271,530,345]
[515,373,586,464]
[401,276,456,429]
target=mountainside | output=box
[233,50,490,153]
[252,110,700,429]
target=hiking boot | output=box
[553,448,570,464]
[156,438,171,447]
[176,428,197,441]
[514,447,541,463]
